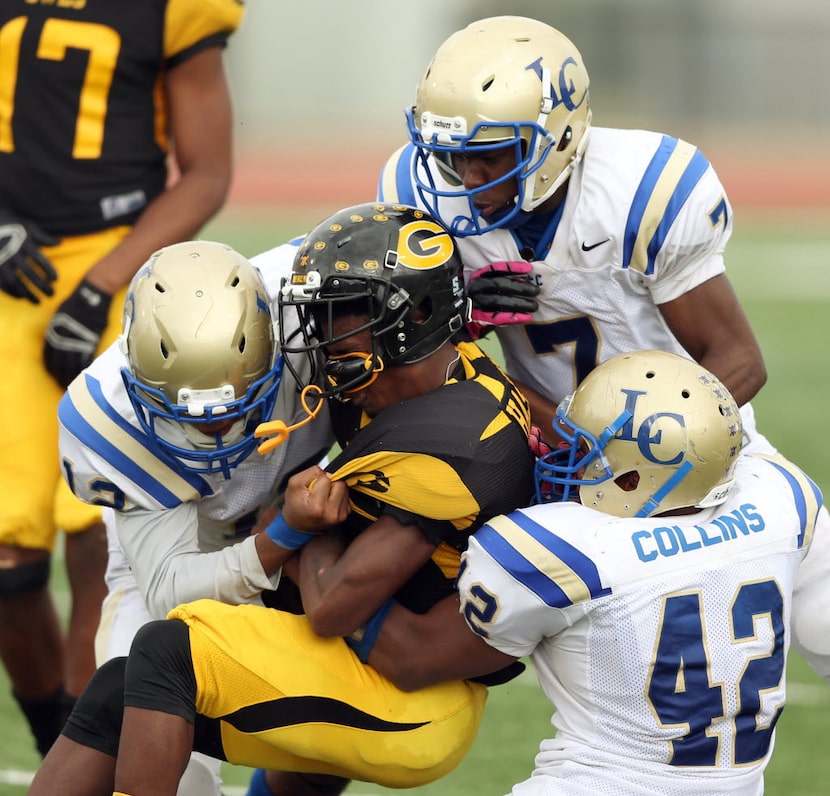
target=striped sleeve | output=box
[622,135,711,276]
[376,143,419,205]
[758,454,824,548]
[59,373,209,509]
[474,511,611,609]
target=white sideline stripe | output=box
[5,680,828,792]
[0,769,33,786]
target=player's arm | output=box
[44,46,236,387]
[82,45,233,295]
[657,273,766,406]
[292,514,437,638]
[791,506,830,683]
[364,594,519,692]
[254,464,435,636]
[116,504,281,619]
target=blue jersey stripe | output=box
[475,512,611,608]
[623,135,710,275]
[644,148,709,274]
[59,375,211,506]
[766,459,824,548]
[377,143,418,205]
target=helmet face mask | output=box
[407,16,592,236]
[120,241,283,478]
[535,351,743,518]
[278,203,468,402]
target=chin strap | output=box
[254,384,324,455]
[634,460,694,518]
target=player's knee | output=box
[63,657,127,757]
[125,619,198,721]
[0,554,50,599]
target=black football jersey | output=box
[328,341,535,614]
[0,0,243,235]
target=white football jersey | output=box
[458,454,824,795]
[378,128,770,455]
[58,240,334,617]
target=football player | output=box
[373,13,830,697]
[0,0,244,757]
[28,204,536,796]
[57,239,334,795]
[377,15,769,449]
[455,350,825,794]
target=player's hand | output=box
[0,213,59,303]
[466,261,540,339]
[528,426,554,458]
[282,465,351,533]
[43,279,112,388]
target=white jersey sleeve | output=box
[113,502,274,619]
[790,504,830,682]
[459,506,592,657]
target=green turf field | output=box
[1,210,827,795]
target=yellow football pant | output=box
[0,226,130,549]
[170,599,488,788]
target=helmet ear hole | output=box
[547,350,743,517]
[412,296,433,325]
[615,471,640,492]
[556,127,573,152]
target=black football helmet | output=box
[278,203,469,399]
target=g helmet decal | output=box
[396,219,456,270]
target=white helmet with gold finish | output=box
[536,350,743,518]
[406,16,592,235]
[119,240,283,477]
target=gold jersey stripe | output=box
[487,513,593,606]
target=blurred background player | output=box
[0,0,244,756]
[456,350,826,794]
[58,239,334,795]
[28,203,535,796]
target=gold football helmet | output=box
[406,16,592,235]
[119,240,283,477]
[536,350,742,517]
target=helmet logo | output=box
[525,56,587,112]
[615,389,685,466]
[396,220,455,270]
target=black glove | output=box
[0,213,59,303]
[466,261,541,339]
[43,279,112,388]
